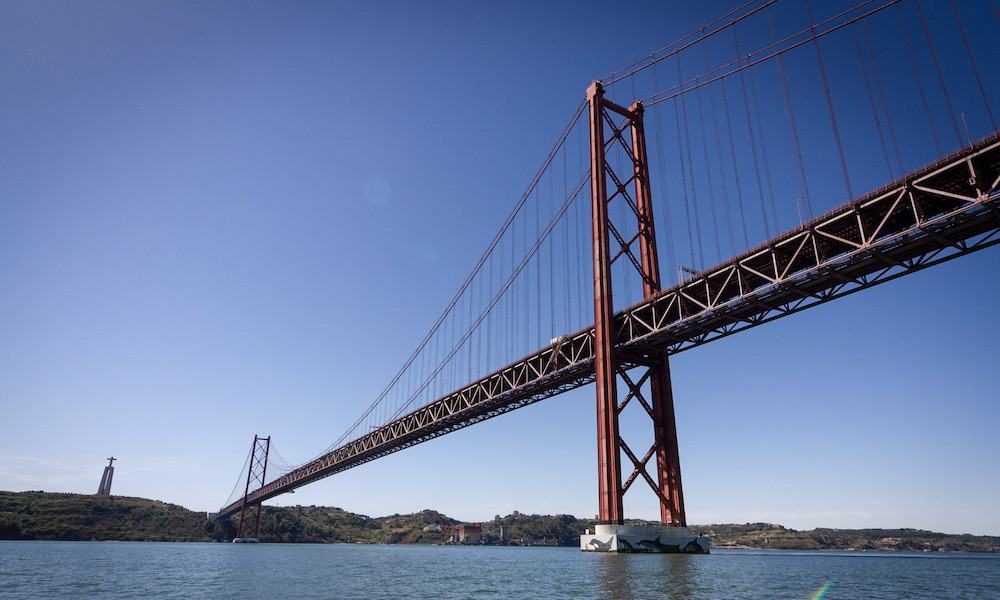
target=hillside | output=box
[0,491,223,542]
[1,491,997,552]
[256,505,458,544]
[694,522,1000,552]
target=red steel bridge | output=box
[219,0,1000,539]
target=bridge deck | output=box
[220,134,1000,519]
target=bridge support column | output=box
[588,81,625,525]
[649,359,686,526]
[586,81,694,543]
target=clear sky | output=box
[2,0,998,536]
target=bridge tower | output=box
[234,435,270,542]
[581,82,707,553]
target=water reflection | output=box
[596,553,697,600]
[596,555,634,600]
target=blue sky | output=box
[1,0,998,535]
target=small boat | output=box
[232,537,260,543]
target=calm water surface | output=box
[1,542,998,599]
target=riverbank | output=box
[2,491,997,551]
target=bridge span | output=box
[220,134,1000,520]
[220,0,1000,549]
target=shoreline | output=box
[2,490,997,552]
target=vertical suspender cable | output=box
[574,189,584,327]
[897,7,942,157]
[504,232,510,359]
[486,253,493,371]
[806,0,854,201]
[476,270,483,377]
[673,84,697,271]
[467,276,473,379]
[746,56,780,234]
[652,63,679,284]
[434,298,441,399]
[768,11,812,223]
[563,149,571,334]
[549,174,556,337]
[439,304,453,395]
[695,80,723,263]
[950,0,998,132]
[708,79,737,255]
[389,170,588,425]
[862,22,905,176]
[915,0,963,149]
[535,188,541,346]
[524,200,530,354]
[734,27,772,239]
[576,118,593,325]
[576,122,585,322]
[853,24,895,180]
[487,268,492,378]
[721,77,751,249]
[509,231,515,358]
[442,305,449,396]
[448,304,455,394]
[678,60,705,269]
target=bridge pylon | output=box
[234,434,270,542]
[582,81,706,553]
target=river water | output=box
[1,542,997,599]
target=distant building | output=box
[455,524,481,545]
[422,524,443,533]
[97,457,116,496]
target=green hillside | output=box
[0,491,223,541]
[1,491,997,552]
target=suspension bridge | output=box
[218,0,1000,548]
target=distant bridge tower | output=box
[234,435,271,541]
[97,456,116,496]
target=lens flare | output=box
[809,582,832,600]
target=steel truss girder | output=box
[219,133,1000,520]
[618,135,1000,357]
[219,333,597,518]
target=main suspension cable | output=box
[642,0,901,107]
[319,101,587,457]
[604,0,779,85]
[223,445,253,507]
[386,172,590,424]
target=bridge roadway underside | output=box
[220,134,1000,519]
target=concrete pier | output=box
[580,524,709,553]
